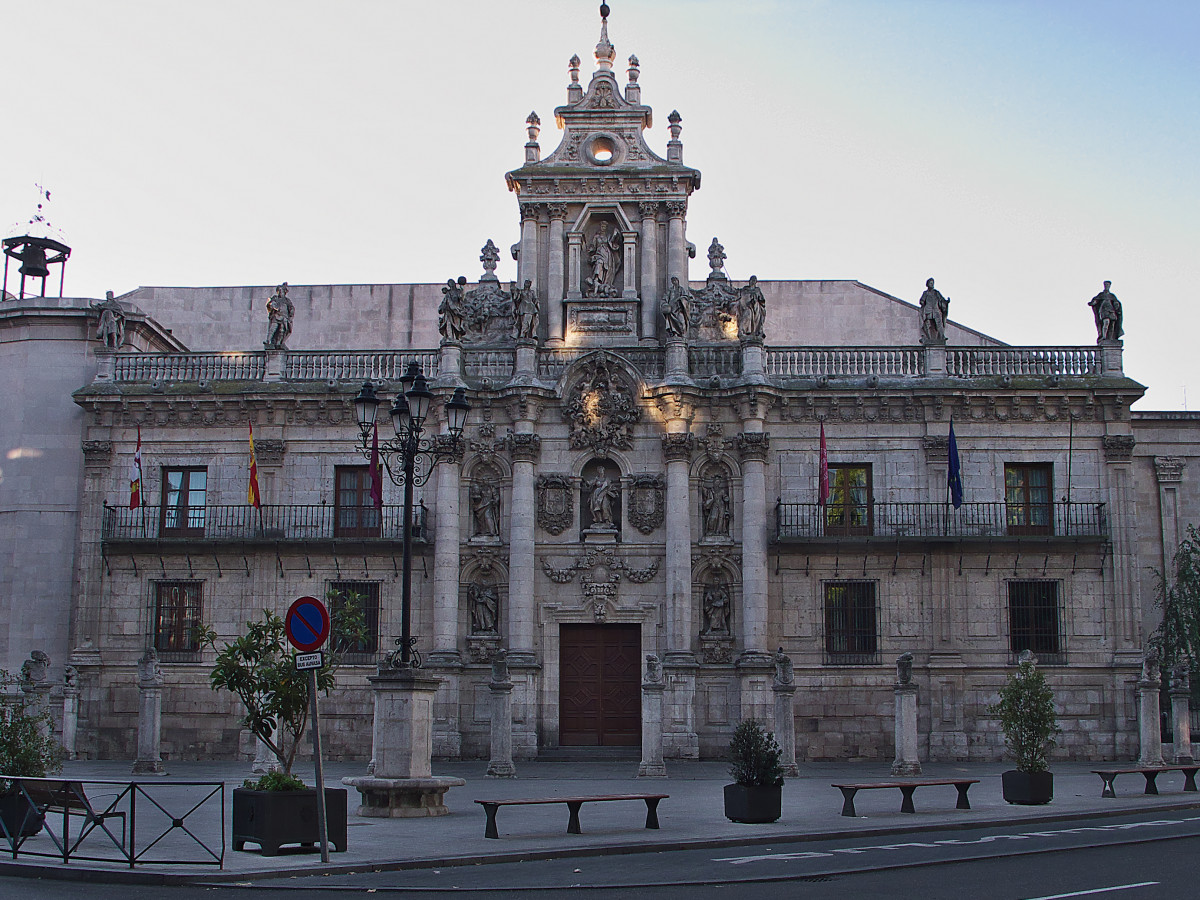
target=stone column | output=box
[1136,650,1165,767]
[772,650,799,777]
[1154,457,1186,576]
[638,656,667,777]
[639,202,659,341]
[61,667,80,761]
[1170,663,1193,764]
[741,339,765,383]
[1104,435,1140,647]
[662,431,695,658]
[132,648,166,775]
[429,436,465,666]
[891,652,922,775]
[486,652,516,777]
[666,201,688,284]
[567,232,584,300]
[506,430,541,664]
[736,431,771,661]
[517,204,540,293]
[622,230,638,300]
[343,669,465,817]
[546,204,567,345]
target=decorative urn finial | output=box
[595,2,615,70]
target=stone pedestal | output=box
[343,669,465,817]
[264,348,284,382]
[740,340,765,383]
[773,682,799,777]
[1170,673,1193,764]
[486,657,516,777]
[61,668,80,761]
[132,648,166,775]
[923,344,947,377]
[891,683,922,776]
[1099,339,1124,376]
[638,674,667,778]
[1136,677,1165,768]
[664,340,689,380]
[93,348,115,382]
[514,341,537,379]
[436,342,463,386]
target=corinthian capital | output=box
[736,431,770,463]
[661,432,695,462]
[507,432,542,462]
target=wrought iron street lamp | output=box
[353,362,469,667]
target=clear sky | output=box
[4,0,1196,409]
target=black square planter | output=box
[1002,770,1054,805]
[232,787,347,856]
[0,790,43,839]
[723,783,782,823]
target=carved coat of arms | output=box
[562,356,641,452]
[536,475,575,536]
[627,475,665,534]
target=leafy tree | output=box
[0,670,64,785]
[1152,524,1200,669]
[728,718,784,787]
[990,653,1059,774]
[200,592,366,777]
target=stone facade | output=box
[3,10,1198,767]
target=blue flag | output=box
[947,419,963,509]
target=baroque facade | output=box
[3,10,1198,765]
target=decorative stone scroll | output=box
[536,475,574,535]
[627,475,665,534]
[562,355,641,452]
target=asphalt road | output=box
[6,809,1199,899]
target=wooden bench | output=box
[475,793,668,839]
[24,780,127,849]
[832,779,979,817]
[1092,766,1200,799]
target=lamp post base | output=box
[341,775,466,818]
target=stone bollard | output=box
[638,655,667,777]
[343,667,465,817]
[61,666,80,760]
[891,652,922,776]
[1170,662,1193,765]
[486,651,516,778]
[1136,647,1165,767]
[132,647,166,775]
[772,648,799,777]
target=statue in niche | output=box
[773,648,794,686]
[736,275,766,340]
[896,651,914,685]
[918,278,949,344]
[469,582,499,633]
[93,290,126,349]
[585,221,622,298]
[470,481,501,538]
[701,474,731,538]
[584,467,620,528]
[264,282,294,349]
[701,582,732,636]
[662,276,691,338]
[511,279,540,340]
[1088,280,1123,342]
[438,277,468,343]
[707,237,727,277]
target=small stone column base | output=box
[891,684,922,776]
[1171,687,1193,764]
[487,680,517,777]
[773,683,799,776]
[341,775,466,818]
[61,688,80,761]
[638,681,667,777]
[1137,680,1165,767]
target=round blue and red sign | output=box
[285,596,330,652]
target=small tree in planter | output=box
[724,718,785,823]
[200,594,364,855]
[0,669,65,838]
[990,650,1059,805]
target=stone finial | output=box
[479,239,501,281]
[569,54,581,83]
[706,237,726,277]
[63,665,79,690]
[627,54,640,81]
[1170,660,1191,692]
[668,109,682,139]
[896,651,914,685]
[773,648,794,687]
[595,2,615,70]
[526,111,541,143]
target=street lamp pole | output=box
[353,362,469,668]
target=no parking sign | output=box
[285,596,330,652]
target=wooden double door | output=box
[559,624,641,747]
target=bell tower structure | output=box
[505,3,701,347]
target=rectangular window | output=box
[824,580,878,665]
[1008,580,1062,662]
[335,466,381,538]
[153,581,202,657]
[328,581,380,660]
[160,467,207,536]
[826,464,873,536]
[1005,463,1053,536]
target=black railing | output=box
[777,501,1107,541]
[102,503,428,544]
[0,776,224,868]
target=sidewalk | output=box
[2,757,1198,884]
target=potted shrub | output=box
[723,718,784,823]
[0,668,65,839]
[201,596,363,855]
[990,650,1059,805]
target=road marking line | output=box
[1022,883,1159,900]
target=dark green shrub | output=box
[728,718,784,787]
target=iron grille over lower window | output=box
[329,581,380,662]
[824,580,879,665]
[153,581,202,658]
[1008,580,1064,664]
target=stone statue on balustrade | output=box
[1088,281,1123,343]
[918,278,949,345]
[264,282,294,350]
[662,276,691,339]
[93,291,126,349]
[511,279,539,341]
[469,583,499,634]
[438,277,468,343]
[20,650,50,688]
[736,276,766,341]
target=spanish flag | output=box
[128,425,142,510]
[248,420,262,508]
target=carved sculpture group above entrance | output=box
[562,355,641,452]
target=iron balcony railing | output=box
[776,501,1107,541]
[102,503,428,544]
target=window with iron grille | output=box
[1008,580,1063,663]
[824,580,878,665]
[153,581,202,658]
[335,466,381,538]
[826,465,873,536]
[160,467,207,536]
[1005,463,1053,536]
[328,581,380,661]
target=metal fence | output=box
[0,777,224,868]
[776,501,1107,541]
